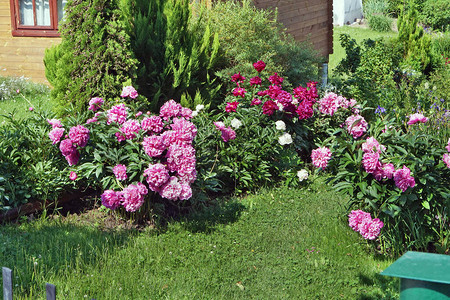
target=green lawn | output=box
[0,179,398,299]
[329,25,398,76]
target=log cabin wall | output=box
[253,0,333,59]
[0,0,60,84]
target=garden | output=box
[0,0,449,298]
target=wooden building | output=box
[0,0,333,84]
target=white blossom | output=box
[278,132,293,145]
[230,118,243,129]
[275,120,286,131]
[297,169,308,181]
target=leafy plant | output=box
[419,0,450,32]
[368,14,392,32]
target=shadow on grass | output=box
[357,272,399,300]
[178,198,246,234]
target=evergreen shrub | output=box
[419,0,450,32]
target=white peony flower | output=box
[196,104,205,112]
[275,120,286,131]
[230,118,243,129]
[297,169,308,181]
[278,132,293,145]
[191,111,198,117]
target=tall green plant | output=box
[130,0,221,110]
[44,0,137,116]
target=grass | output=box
[0,179,398,299]
[328,25,398,76]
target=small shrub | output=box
[419,0,450,32]
[368,14,392,32]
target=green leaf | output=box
[422,201,430,210]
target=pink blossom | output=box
[443,153,450,168]
[251,98,262,106]
[179,169,197,184]
[69,171,77,181]
[29,107,34,111]
[318,93,340,116]
[232,87,246,98]
[446,138,450,152]
[296,100,314,120]
[276,90,292,107]
[214,121,226,131]
[115,132,126,142]
[136,182,148,195]
[101,190,122,210]
[69,125,90,147]
[407,113,428,125]
[64,149,80,166]
[362,152,381,174]
[311,147,332,169]
[250,76,262,86]
[267,85,282,99]
[160,176,183,200]
[345,115,368,139]
[161,130,181,147]
[142,135,166,157]
[231,72,246,83]
[170,117,197,142]
[144,163,170,192]
[88,97,104,111]
[160,99,182,121]
[359,218,384,240]
[394,165,416,192]
[179,183,192,200]
[225,101,239,112]
[268,73,283,85]
[180,107,193,119]
[362,137,383,153]
[262,100,278,116]
[141,116,164,134]
[60,139,76,157]
[47,119,62,129]
[120,86,138,99]
[113,164,127,181]
[49,127,65,145]
[135,111,143,117]
[86,117,98,124]
[122,184,146,212]
[348,210,371,231]
[374,163,395,181]
[120,119,141,140]
[107,104,128,125]
[166,144,196,176]
[220,127,236,142]
[253,60,266,72]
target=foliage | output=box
[368,14,392,32]
[0,111,71,211]
[195,0,321,95]
[432,31,450,59]
[419,0,450,32]
[0,76,49,102]
[44,0,137,116]
[129,0,222,111]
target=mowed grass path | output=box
[1,180,398,299]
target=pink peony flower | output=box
[180,107,193,119]
[101,190,122,210]
[214,121,226,131]
[107,104,128,125]
[120,86,138,99]
[362,152,381,174]
[232,87,246,98]
[359,218,384,240]
[160,99,182,121]
[121,184,146,212]
[142,135,166,157]
[296,100,314,120]
[362,137,383,153]
[69,171,77,181]
[348,210,372,231]
[88,97,104,111]
[166,144,196,176]
[144,163,170,192]
[160,176,183,200]
[345,115,368,139]
[47,118,62,129]
[231,72,246,83]
[141,116,164,134]
[268,73,283,85]
[253,60,266,73]
[179,183,193,200]
[251,98,262,106]
[394,165,416,192]
[220,127,236,142]
[113,164,127,181]
[225,101,239,112]
[115,132,126,142]
[29,107,34,111]
[86,117,98,124]
[311,147,332,169]
[407,113,428,125]
[170,117,197,142]
[446,138,450,152]
[443,153,450,168]
[318,93,340,116]
[49,127,65,145]
[120,119,141,140]
[60,139,76,157]
[250,76,262,86]
[373,162,395,181]
[69,125,90,147]
[64,149,80,166]
[262,100,278,116]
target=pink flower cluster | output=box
[159,99,193,121]
[348,210,384,240]
[120,86,138,99]
[345,115,368,139]
[113,164,127,181]
[214,121,236,142]
[311,147,332,169]
[101,182,148,212]
[394,166,416,192]
[407,113,428,125]
[317,93,356,116]
[107,104,128,125]
[443,138,450,168]
[88,97,104,111]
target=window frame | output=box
[9,0,61,37]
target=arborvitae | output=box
[44,0,137,115]
[131,0,221,110]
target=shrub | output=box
[44,0,137,116]
[368,14,392,32]
[195,0,321,95]
[129,0,222,111]
[432,31,450,59]
[419,0,450,32]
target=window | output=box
[10,0,67,37]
